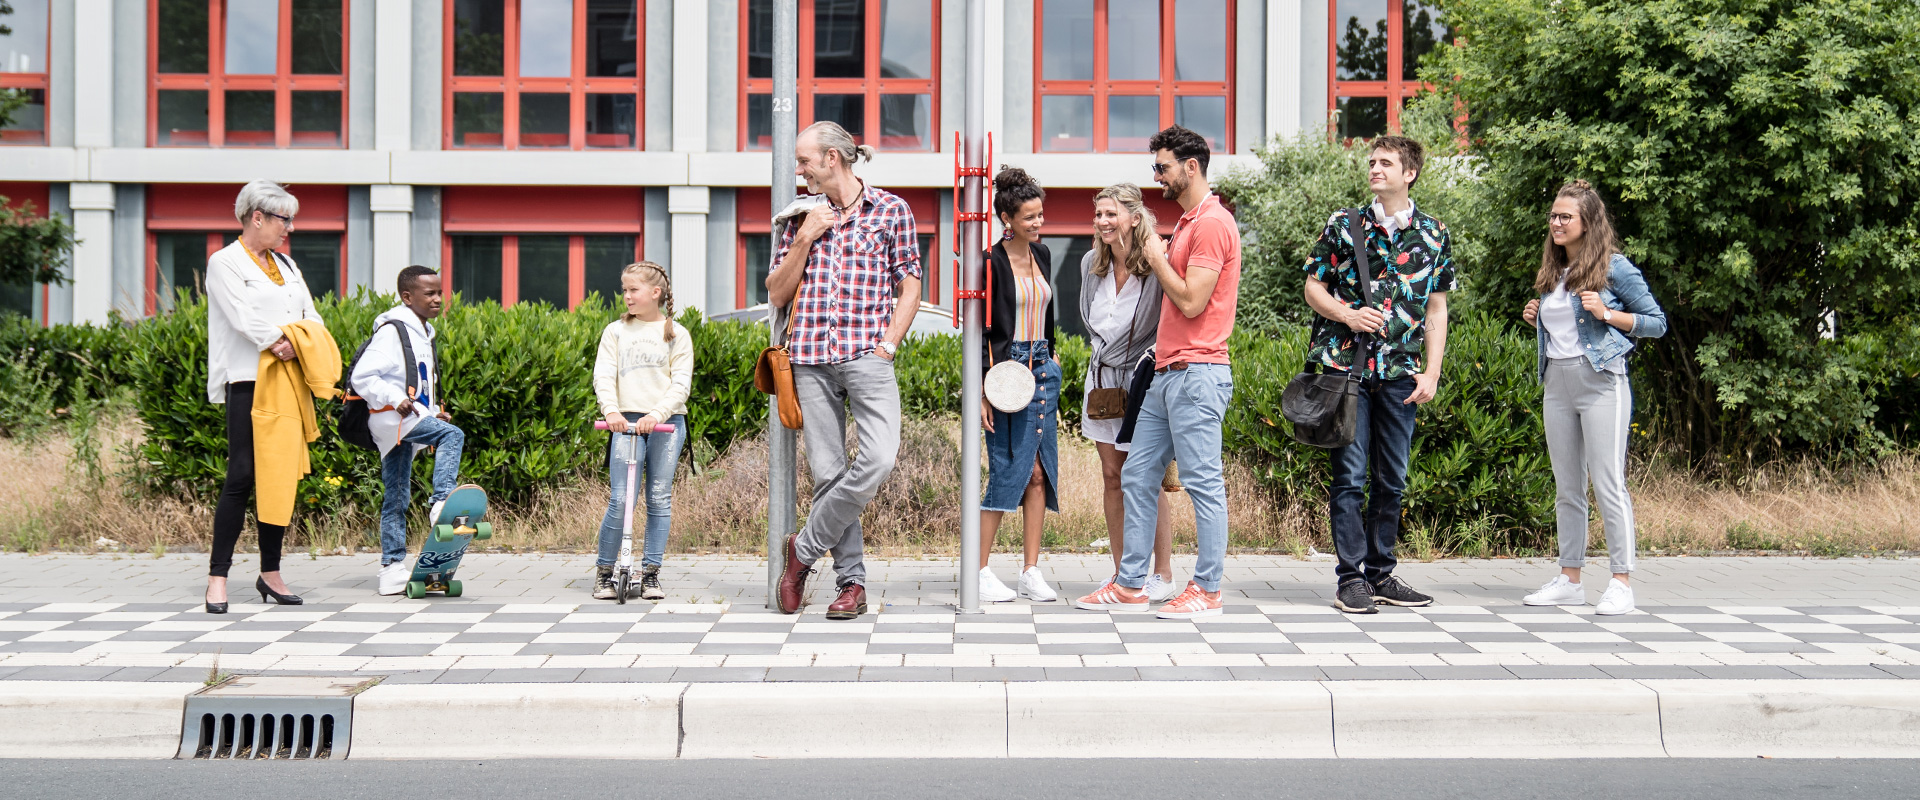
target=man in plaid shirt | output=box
[769,121,923,620]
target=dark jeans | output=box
[209,382,285,578]
[1329,377,1418,587]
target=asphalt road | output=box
[7,759,1918,800]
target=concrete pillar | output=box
[68,183,115,326]
[374,0,412,152]
[668,186,710,315]
[1267,0,1304,140]
[72,0,113,149]
[370,185,413,297]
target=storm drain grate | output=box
[179,675,379,760]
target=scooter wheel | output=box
[616,573,630,605]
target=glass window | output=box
[1035,0,1233,153]
[451,236,505,304]
[516,235,571,308]
[1402,0,1447,81]
[1337,96,1388,139]
[1330,0,1443,136]
[741,0,938,151]
[742,234,772,307]
[448,0,642,149]
[583,236,636,304]
[290,234,341,300]
[151,0,348,147]
[0,0,48,73]
[153,232,215,313]
[1042,235,1093,338]
[0,88,46,143]
[1335,0,1389,81]
[2,1,51,145]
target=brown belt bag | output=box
[755,301,804,430]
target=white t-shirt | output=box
[1542,279,1624,373]
[1082,270,1145,448]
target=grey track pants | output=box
[1543,357,1636,574]
[791,353,902,588]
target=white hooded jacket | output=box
[349,305,440,459]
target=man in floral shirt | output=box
[1301,135,1455,615]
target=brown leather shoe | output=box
[777,533,814,614]
[826,583,867,620]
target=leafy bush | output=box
[0,311,137,409]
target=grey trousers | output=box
[791,353,902,588]
[1543,357,1636,574]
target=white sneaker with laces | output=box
[377,561,409,596]
[1143,573,1180,603]
[1523,574,1585,606]
[1019,565,1059,602]
[1595,578,1635,615]
[429,498,447,525]
[979,567,1017,603]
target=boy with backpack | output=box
[349,265,465,596]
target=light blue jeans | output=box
[380,416,465,566]
[597,413,687,568]
[1119,363,1233,592]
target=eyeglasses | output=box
[1547,213,1577,225]
[262,211,294,225]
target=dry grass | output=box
[4,413,1916,559]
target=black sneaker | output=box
[592,566,617,600]
[636,566,664,600]
[1371,575,1434,607]
[1334,579,1378,614]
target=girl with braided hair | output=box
[592,262,694,601]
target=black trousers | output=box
[208,382,285,578]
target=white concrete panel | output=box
[374,0,413,151]
[68,183,116,326]
[89,148,392,185]
[0,682,198,758]
[1267,0,1304,141]
[1008,681,1335,758]
[669,186,710,314]
[372,211,411,297]
[391,151,689,186]
[350,683,684,759]
[71,0,113,149]
[1649,680,1920,758]
[0,148,87,182]
[672,0,709,153]
[681,682,1007,758]
[1328,680,1666,758]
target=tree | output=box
[0,199,77,289]
[1426,0,1920,459]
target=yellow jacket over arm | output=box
[252,319,342,527]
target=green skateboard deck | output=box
[405,484,491,599]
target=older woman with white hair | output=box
[202,180,325,614]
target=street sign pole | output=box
[766,0,799,611]
[956,0,987,614]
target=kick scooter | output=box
[594,418,677,604]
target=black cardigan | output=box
[983,240,1057,371]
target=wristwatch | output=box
[877,341,898,357]
[1602,308,1614,323]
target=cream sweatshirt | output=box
[593,317,694,420]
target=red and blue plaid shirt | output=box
[774,183,922,366]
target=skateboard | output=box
[405,483,492,599]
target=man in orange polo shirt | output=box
[1075,125,1239,619]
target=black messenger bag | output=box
[1282,209,1380,449]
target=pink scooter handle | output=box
[594,420,676,433]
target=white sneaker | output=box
[979,567,1016,602]
[377,561,409,596]
[1143,573,1180,603]
[1019,566,1059,602]
[429,499,447,525]
[1595,579,1635,615]
[1523,574,1585,606]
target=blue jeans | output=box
[597,413,686,568]
[1329,377,1419,586]
[1120,363,1233,592]
[380,416,465,566]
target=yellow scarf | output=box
[239,240,286,286]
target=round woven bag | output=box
[984,360,1037,413]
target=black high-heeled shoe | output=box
[205,599,228,614]
[257,576,303,605]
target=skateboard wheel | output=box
[405,581,425,600]
[447,580,463,598]
[473,522,493,540]
[434,524,454,543]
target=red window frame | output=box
[736,187,939,309]
[439,186,644,308]
[1032,0,1235,154]
[1,183,53,322]
[147,0,351,148]
[143,183,349,315]
[0,2,50,146]
[442,0,646,150]
[1328,0,1439,136]
[738,0,941,152]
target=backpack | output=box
[338,319,417,452]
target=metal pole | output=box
[766,0,799,610]
[956,0,986,613]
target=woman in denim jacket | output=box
[1519,180,1666,615]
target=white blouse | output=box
[203,240,322,403]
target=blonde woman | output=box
[592,262,694,601]
[1074,184,1180,603]
[1520,180,1666,615]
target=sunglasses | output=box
[1151,161,1180,176]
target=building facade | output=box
[0,0,1444,333]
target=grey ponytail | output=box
[803,121,875,166]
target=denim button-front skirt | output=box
[984,340,1060,513]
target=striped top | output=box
[1013,273,1051,342]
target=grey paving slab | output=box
[1412,666,1519,680]
[1785,666,1901,679]
[669,668,768,682]
[483,669,583,683]
[574,668,680,683]
[1322,666,1425,681]
[5,666,123,681]
[1042,667,1140,681]
[952,667,1047,682]
[766,667,862,682]
[1227,666,1328,681]
[1693,666,1803,680]
[1504,665,1612,680]
[856,667,953,681]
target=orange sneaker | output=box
[1074,581,1149,611]
[1155,582,1223,619]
